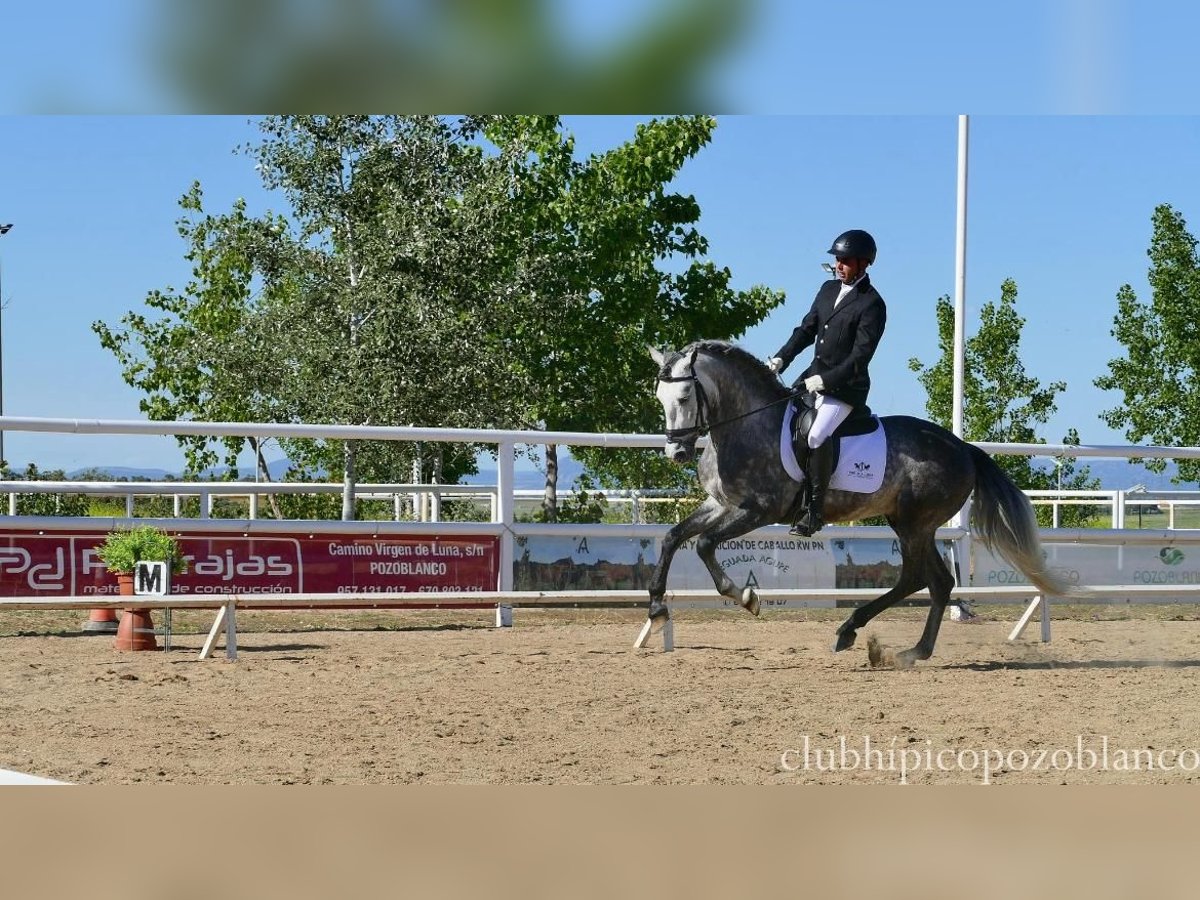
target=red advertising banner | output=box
[0,529,499,598]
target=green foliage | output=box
[88,500,128,518]
[571,447,697,493]
[436,498,491,523]
[272,491,348,521]
[908,279,1099,526]
[638,491,708,525]
[535,487,610,525]
[92,115,784,516]
[0,463,91,517]
[93,119,494,492]
[151,1,751,112]
[1096,204,1200,483]
[95,525,189,575]
[477,115,783,499]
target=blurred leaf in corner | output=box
[146,0,757,111]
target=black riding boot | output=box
[790,440,834,537]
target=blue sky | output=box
[1,114,1198,472]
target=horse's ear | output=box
[648,346,666,366]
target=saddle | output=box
[789,392,877,472]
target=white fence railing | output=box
[0,479,685,524]
[5,415,1200,595]
[8,479,1198,531]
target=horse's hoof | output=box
[833,629,857,652]
[647,600,669,627]
[742,587,760,617]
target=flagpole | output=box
[952,115,968,440]
[950,117,971,561]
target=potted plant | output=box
[93,526,189,651]
[95,524,189,592]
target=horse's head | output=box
[650,340,782,462]
[649,345,709,463]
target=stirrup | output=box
[789,510,822,537]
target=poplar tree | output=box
[1096,203,1200,483]
[908,279,1097,526]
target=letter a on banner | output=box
[134,560,170,595]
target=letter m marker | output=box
[134,560,170,596]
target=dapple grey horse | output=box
[647,340,1075,666]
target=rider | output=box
[767,229,887,536]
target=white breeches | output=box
[807,394,853,448]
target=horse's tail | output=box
[968,444,1081,597]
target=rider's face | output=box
[834,256,866,284]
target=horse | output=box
[646,340,1077,667]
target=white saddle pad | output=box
[780,401,887,494]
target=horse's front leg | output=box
[646,497,728,628]
[694,506,773,616]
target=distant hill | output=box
[65,466,177,481]
[1041,458,1200,492]
[61,454,584,489]
[65,459,294,481]
[465,454,587,491]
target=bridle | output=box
[658,348,710,444]
[657,347,801,444]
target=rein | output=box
[659,348,800,441]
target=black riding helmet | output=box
[827,229,877,264]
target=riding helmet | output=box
[827,229,877,264]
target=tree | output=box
[908,279,1098,526]
[476,115,784,518]
[94,116,783,522]
[241,116,519,517]
[0,463,91,517]
[95,117,512,518]
[1096,203,1200,482]
[93,184,291,487]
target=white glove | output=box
[767,357,784,374]
[803,374,824,393]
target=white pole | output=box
[411,447,421,521]
[950,115,970,544]
[497,441,515,591]
[952,114,969,440]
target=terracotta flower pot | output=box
[83,573,132,634]
[113,609,159,651]
[113,572,159,651]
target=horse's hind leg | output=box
[894,540,957,667]
[695,507,773,615]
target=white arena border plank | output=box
[5,584,1200,658]
[0,768,69,785]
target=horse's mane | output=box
[679,339,786,396]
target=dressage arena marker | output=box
[1007,593,1051,642]
[199,600,239,660]
[633,617,674,651]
